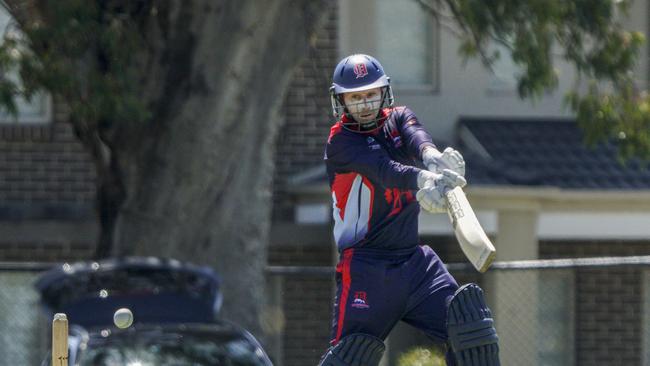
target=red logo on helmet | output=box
[353,63,368,79]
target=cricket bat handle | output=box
[445,186,496,272]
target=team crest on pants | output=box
[352,291,370,309]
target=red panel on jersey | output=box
[331,172,357,220]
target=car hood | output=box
[35,257,223,327]
[71,322,273,366]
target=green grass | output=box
[397,347,446,366]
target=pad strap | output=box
[318,333,385,366]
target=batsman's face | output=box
[342,88,382,124]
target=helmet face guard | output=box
[330,85,394,131]
[330,54,395,131]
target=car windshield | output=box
[77,331,268,366]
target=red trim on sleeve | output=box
[328,122,344,142]
[333,248,354,345]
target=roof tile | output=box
[461,118,650,190]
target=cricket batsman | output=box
[318,54,500,365]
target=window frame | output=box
[338,0,440,95]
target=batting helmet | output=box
[330,54,394,130]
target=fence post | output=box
[265,274,285,365]
[488,209,539,365]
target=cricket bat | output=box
[445,186,496,272]
[52,313,69,366]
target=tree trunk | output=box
[108,0,329,338]
[94,158,127,259]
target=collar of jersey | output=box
[341,108,391,134]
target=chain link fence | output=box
[268,256,650,366]
[479,256,650,366]
[3,257,650,366]
[0,262,52,366]
[479,266,575,365]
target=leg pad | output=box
[447,283,500,365]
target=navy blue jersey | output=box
[325,106,436,252]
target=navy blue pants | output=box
[329,245,458,346]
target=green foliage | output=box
[0,0,647,159]
[567,83,650,160]
[397,347,446,366]
[437,0,650,159]
[0,1,149,135]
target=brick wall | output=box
[268,244,334,366]
[0,97,97,262]
[272,2,338,220]
[268,6,339,362]
[541,240,650,366]
[0,240,94,262]
[541,240,650,258]
[0,100,94,207]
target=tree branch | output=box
[441,0,496,70]
[414,0,466,39]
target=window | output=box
[340,0,438,91]
[375,0,437,89]
[0,7,51,124]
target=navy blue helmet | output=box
[330,54,394,130]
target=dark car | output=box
[36,257,273,366]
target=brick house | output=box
[3,1,650,366]
[270,1,650,365]
[0,96,97,262]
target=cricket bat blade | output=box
[445,187,496,272]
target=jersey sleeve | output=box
[395,107,437,161]
[326,133,421,190]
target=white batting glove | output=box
[416,169,466,213]
[416,186,447,213]
[417,169,466,189]
[417,170,439,189]
[422,147,466,177]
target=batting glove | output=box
[423,147,466,177]
[416,169,466,213]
